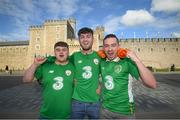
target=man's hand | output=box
[96,86,101,95]
[126,50,140,63]
[34,56,47,66]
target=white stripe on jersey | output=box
[128,74,134,103]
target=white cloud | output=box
[0,31,28,41]
[0,0,35,21]
[61,0,78,17]
[104,15,122,33]
[0,0,36,40]
[152,14,180,29]
[151,0,180,13]
[33,0,78,18]
[80,5,93,14]
[120,9,155,26]
[0,0,81,40]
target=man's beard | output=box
[80,44,92,51]
[82,46,92,51]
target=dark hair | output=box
[54,41,69,49]
[78,27,93,37]
[103,34,119,44]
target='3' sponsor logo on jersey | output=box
[104,75,114,90]
[82,66,92,79]
[53,77,63,90]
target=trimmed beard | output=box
[80,44,92,51]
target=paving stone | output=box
[0,74,180,118]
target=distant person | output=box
[100,34,157,119]
[170,64,175,72]
[9,69,12,75]
[23,41,75,119]
[5,65,9,72]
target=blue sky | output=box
[0,0,180,41]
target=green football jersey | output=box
[100,58,140,115]
[70,51,101,102]
[35,61,75,119]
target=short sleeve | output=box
[69,53,75,65]
[46,56,56,63]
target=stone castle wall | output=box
[0,19,179,70]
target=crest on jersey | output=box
[65,70,71,76]
[114,65,122,73]
[93,58,99,65]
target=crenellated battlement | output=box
[29,25,43,30]
[119,38,180,43]
[45,19,66,23]
[95,26,104,31]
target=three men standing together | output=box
[23,27,156,119]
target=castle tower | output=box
[93,26,105,50]
[27,19,76,67]
[68,18,76,37]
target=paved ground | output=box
[0,73,180,119]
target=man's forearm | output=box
[23,63,38,83]
[135,60,157,89]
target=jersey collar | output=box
[106,57,120,62]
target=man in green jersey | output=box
[100,34,157,119]
[70,27,101,119]
[23,41,75,119]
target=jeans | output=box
[71,99,100,119]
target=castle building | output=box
[0,18,180,71]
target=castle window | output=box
[56,34,60,38]
[151,48,153,52]
[35,44,40,50]
[36,37,40,42]
[56,26,60,31]
[164,48,166,52]
[176,48,178,52]
[138,48,140,52]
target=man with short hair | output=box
[70,27,101,119]
[100,34,157,119]
[23,41,75,119]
